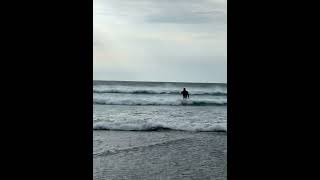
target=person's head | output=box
[183,88,186,91]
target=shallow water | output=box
[93,131,227,180]
[93,105,226,132]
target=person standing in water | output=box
[181,88,189,99]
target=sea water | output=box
[93,81,227,180]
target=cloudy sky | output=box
[93,0,227,83]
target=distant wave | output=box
[93,122,227,132]
[93,99,227,106]
[93,89,227,96]
[93,80,227,88]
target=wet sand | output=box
[93,131,227,180]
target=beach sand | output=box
[93,130,227,180]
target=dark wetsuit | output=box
[181,90,189,99]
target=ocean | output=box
[93,81,227,180]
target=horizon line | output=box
[93,79,227,84]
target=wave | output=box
[93,121,227,132]
[93,138,192,157]
[93,99,227,106]
[93,89,226,96]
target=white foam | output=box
[93,121,227,132]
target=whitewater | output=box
[93,81,227,132]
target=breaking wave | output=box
[93,121,227,132]
[93,89,226,96]
[93,98,227,106]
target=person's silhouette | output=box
[181,88,189,99]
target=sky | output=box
[93,0,227,83]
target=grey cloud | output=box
[94,0,226,24]
[145,10,226,24]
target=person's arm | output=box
[187,92,190,98]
